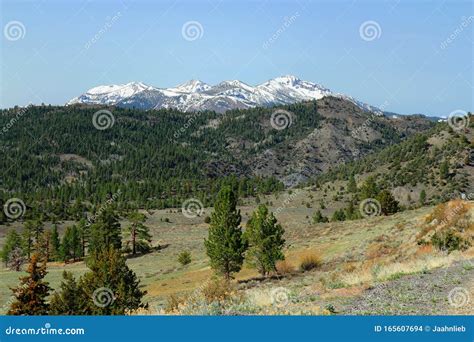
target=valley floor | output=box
[0,196,473,315]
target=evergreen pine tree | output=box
[1,229,22,267]
[348,174,357,193]
[126,212,152,255]
[440,161,450,179]
[80,247,147,314]
[22,221,35,259]
[8,254,51,315]
[376,190,400,215]
[49,271,86,315]
[419,189,427,206]
[32,220,44,244]
[61,226,73,262]
[360,176,379,199]
[50,225,61,261]
[36,229,51,262]
[88,208,122,255]
[71,225,82,261]
[244,204,285,276]
[204,186,247,279]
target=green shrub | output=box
[431,230,470,253]
[178,251,192,265]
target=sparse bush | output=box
[201,277,234,304]
[165,294,184,313]
[324,304,337,314]
[204,216,211,224]
[299,252,322,272]
[331,209,346,222]
[419,200,473,252]
[312,210,328,223]
[342,262,357,273]
[276,260,295,275]
[431,229,470,253]
[178,251,192,266]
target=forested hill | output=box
[0,97,434,219]
[312,120,474,206]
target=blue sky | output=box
[1,0,472,116]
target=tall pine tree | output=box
[50,225,61,261]
[244,204,285,276]
[204,186,247,279]
[88,208,122,255]
[126,212,152,255]
[80,247,147,314]
[1,229,22,267]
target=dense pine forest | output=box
[0,98,426,222]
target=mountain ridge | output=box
[67,75,384,114]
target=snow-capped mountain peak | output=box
[271,75,301,85]
[67,75,381,114]
[67,81,155,105]
[169,79,211,93]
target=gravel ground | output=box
[339,260,474,315]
